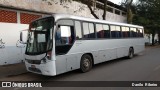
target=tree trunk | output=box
[152,33,155,45]
[158,32,160,44]
[127,0,133,24]
[87,4,99,19]
[86,0,99,19]
[102,0,107,20]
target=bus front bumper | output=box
[25,60,56,76]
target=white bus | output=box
[20,13,145,76]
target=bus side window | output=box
[56,25,75,45]
[122,27,130,38]
[103,24,110,38]
[89,23,95,38]
[75,21,82,40]
[96,24,110,38]
[82,22,95,39]
[96,24,104,38]
[83,22,90,38]
[138,28,144,37]
[116,26,121,38]
[110,25,121,38]
[130,28,137,37]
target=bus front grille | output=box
[28,67,41,73]
[27,60,41,64]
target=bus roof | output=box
[39,13,143,29]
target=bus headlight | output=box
[41,57,47,63]
[47,51,52,60]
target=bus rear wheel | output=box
[128,48,134,59]
[80,54,92,73]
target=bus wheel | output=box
[128,48,134,59]
[80,54,92,73]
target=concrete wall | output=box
[0,22,28,65]
[0,0,127,23]
[144,34,159,44]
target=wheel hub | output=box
[83,58,90,68]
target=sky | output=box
[108,0,137,5]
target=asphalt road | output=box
[1,46,160,90]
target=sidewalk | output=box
[145,44,160,48]
[0,63,27,79]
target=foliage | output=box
[132,0,160,45]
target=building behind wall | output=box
[0,0,127,23]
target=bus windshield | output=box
[26,17,54,55]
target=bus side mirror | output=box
[20,30,28,44]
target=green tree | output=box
[135,0,160,45]
[121,0,160,45]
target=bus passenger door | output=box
[55,20,77,74]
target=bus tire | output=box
[80,54,93,73]
[128,48,134,59]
